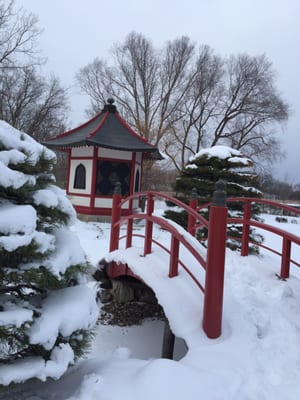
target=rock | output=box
[99,290,113,304]
[112,280,135,303]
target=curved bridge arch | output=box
[106,184,300,339]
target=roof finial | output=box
[103,98,116,113]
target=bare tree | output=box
[210,54,289,160]
[76,32,195,144]
[162,45,224,170]
[0,1,69,188]
[0,67,69,140]
[0,0,69,140]
[77,33,290,172]
[0,0,42,69]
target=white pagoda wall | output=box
[67,146,140,212]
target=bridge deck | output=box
[105,244,208,349]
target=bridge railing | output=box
[108,185,300,339]
[225,198,300,279]
[109,180,228,339]
[197,197,300,280]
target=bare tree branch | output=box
[0,0,43,69]
[76,33,290,173]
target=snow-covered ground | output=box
[1,204,300,400]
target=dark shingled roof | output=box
[43,99,162,159]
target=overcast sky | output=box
[16,0,300,183]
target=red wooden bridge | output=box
[106,180,300,339]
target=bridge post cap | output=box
[212,179,226,206]
[190,187,198,200]
[114,181,121,195]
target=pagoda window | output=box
[134,169,140,192]
[96,161,131,196]
[74,163,86,189]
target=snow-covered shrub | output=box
[0,122,98,385]
[164,145,263,253]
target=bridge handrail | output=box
[227,197,300,216]
[118,212,207,269]
[119,228,205,293]
[198,197,300,217]
[118,191,209,228]
[194,195,300,277]
[224,197,300,278]
[108,187,299,339]
[228,217,300,246]
[109,184,228,339]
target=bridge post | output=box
[109,182,122,252]
[169,236,179,277]
[126,197,133,248]
[144,193,154,256]
[203,180,227,339]
[188,188,198,236]
[280,237,291,279]
[241,200,251,256]
[161,320,175,359]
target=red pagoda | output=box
[44,99,161,219]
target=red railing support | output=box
[126,197,133,248]
[280,237,291,279]
[169,236,180,277]
[241,200,251,256]
[109,183,122,252]
[203,180,228,339]
[126,219,133,248]
[188,188,198,236]
[144,194,154,256]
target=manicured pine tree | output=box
[164,145,263,253]
[0,121,98,385]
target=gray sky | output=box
[16,0,300,183]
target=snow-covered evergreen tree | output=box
[165,145,263,253]
[0,121,98,385]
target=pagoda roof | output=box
[44,99,162,159]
